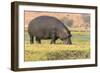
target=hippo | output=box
[28,16,72,44]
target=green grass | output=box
[24,31,90,61]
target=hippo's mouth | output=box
[63,38,72,45]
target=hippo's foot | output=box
[51,40,56,44]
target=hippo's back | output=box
[28,16,66,36]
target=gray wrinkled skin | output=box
[28,16,72,45]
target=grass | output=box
[24,31,90,61]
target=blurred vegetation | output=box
[61,17,73,28]
[24,31,90,61]
[82,14,90,24]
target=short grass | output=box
[24,31,90,61]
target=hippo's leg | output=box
[29,35,34,44]
[50,33,56,44]
[51,39,56,44]
[36,37,41,44]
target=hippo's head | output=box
[61,29,72,45]
[63,34,72,45]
